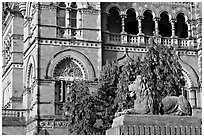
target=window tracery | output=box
[53,57,84,79]
[53,57,86,115]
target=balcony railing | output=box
[2,109,26,118]
[103,32,196,49]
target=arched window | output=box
[142,10,154,36]
[28,65,33,87]
[175,13,188,38]
[159,12,172,37]
[53,57,85,114]
[70,2,77,28]
[27,64,34,109]
[57,2,66,27]
[125,9,138,35]
[108,7,121,33]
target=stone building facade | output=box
[2,2,202,135]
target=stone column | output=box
[153,17,160,36]
[170,19,177,38]
[64,8,71,38]
[120,11,127,34]
[186,20,192,39]
[189,89,197,107]
[120,11,127,44]
[78,9,82,28]
[66,8,70,27]
[137,16,144,35]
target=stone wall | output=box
[106,115,202,135]
[2,117,26,135]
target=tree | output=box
[94,58,143,130]
[63,42,186,134]
[64,81,101,135]
[94,61,120,130]
[140,42,186,114]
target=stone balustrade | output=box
[103,32,196,49]
[2,109,26,118]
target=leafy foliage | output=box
[63,42,186,134]
[64,81,101,135]
[140,43,185,114]
[94,61,120,130]
[94,58,143,130]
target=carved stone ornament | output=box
[40,120,69,128]
[53,57,83,79]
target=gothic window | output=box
[53,57,85,114]
[125,9,138,35]
[70,2,77,28]
[27,63,35,109]
[27,64,34,87]
[108,7,121,33]
[57,2,66,27]
[159,12,172,37]
[142,10,155,36]
[175,13,188,38]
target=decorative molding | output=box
[36,4,57,11]
[39,39,101,48]
[103,46,148,53]
[81,8,100,14]
[2,63,23,80]
[103,45,198,56]
[53,57,86,79]
[11,34,24,40]
[39,120,69,128]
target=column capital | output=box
[137,16,144,20]
[170,18,177,23]
[153,17,160,21]
[66,7,71,11]
[186,19,192,24]
[120,11,127,18]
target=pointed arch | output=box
[25,55,36,87]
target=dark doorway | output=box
[108,7,121,33]
[142,10,155,36]
[175,13,188,38]
[125,9,138,35]
[159,12,172,37]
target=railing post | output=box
[121,33,127,44]
[103,31,110,44]
[138,35,145,46]
[120,11,127,44]
[137,16,144,35]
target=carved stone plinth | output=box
[106,115,202,135]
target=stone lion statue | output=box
[115,75,192,117]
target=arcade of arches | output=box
[107,7,189,38]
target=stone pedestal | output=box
[106,115,202,135]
